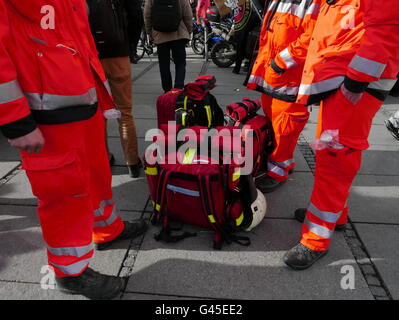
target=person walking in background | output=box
[144,0,193,92]
[129,0,145,64]
[88,0,143,178]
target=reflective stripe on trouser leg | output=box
[301,147,362,251]
[267,98,309,180]
[93,200,124,244]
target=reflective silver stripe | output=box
[275,158,295,169]
[279,48,298,69]
[349,55,386,78]
[304,218,334,239]
[103,81,112,96]
[24,88,98,110]
[0,80,25,104]
[267,162,286,178]
[94,207,118,228]
[167,184,200,197]
[271,0,318,19]
[298,76,344,96]
[308,203,341,224]
[51,258,91,275]
[368,78,397,91]
[94,199,114,217]
[47,243,94,257]
[248,75,299,96]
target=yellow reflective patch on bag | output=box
[208,215,216,223]
[183,148,196,164]
[236,212,244,226]
[145,167,158,176]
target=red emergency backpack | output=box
[156,75,224,128]
[143,125,255,249]
[225,98,274,176]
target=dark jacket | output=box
[88,0,143,59]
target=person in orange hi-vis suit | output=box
[247,0,321,193]
[0,0,147,299]
[284,0,399,270]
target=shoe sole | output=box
[95,223,148,251]
[284,250,329,271]
[385,120,399,141]
[256,179,287,194]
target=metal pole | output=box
[203,19,209,61]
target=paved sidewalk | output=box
[1,53,398,300]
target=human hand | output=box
[340,83,363,105]
[9,128,45,154]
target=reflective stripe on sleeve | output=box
[24,88,98,110]
[298,76,344,96]
[271,0,318,19]
[308,203,341,224]
[248,75,299,96]
[304,218,334,239]
[267,162,286,178]
[0,80,25,104]
[279,49,298,69]
[368,78,397,92]
[47,243,94,257]
[349,55,386,78]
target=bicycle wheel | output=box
[191,34,205,56]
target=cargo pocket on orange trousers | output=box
[22,150,88,200]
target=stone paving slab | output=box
[0,162,19,180]
[354,224,399,299]
[126,219,373,300]
[349,175,399,224]
[0,282,88,300]
[0,205,138,284]
[0,171,36,206]
[266,172,314,219]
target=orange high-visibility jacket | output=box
[247,0,321,102]
[297,0,399,105]
[0,0,113,139]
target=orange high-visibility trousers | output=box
[261,94,310,181]
[21,109,124,277]
[301,90,383,251]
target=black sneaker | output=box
[385,119,399,141]
[283,243,329,270]
[95,220,148,251]
[128,160,143,178]
[294,208,346,231]
[255,173,286,193]
[56,267,124,300]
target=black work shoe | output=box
[95,220,148,251]
[127,160,143,178]
[284,243,329,270]
[255,173,286,193]
[294,208,346,231]
[385,119,399,141]
[56,267,124,300]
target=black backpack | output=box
[175,93,225,128]
[151,0,182,33]
[87,0,127,46]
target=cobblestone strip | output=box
[199,61,210,76]
[298,133,393,300]
[132,61,158,83]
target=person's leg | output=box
[157,42,173,92]
[284,91,383,269]
[256,94,309,192]
[20,112,123,278]
[171,39,187,89]
[100,57,139,167]
[266,99,310,181]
